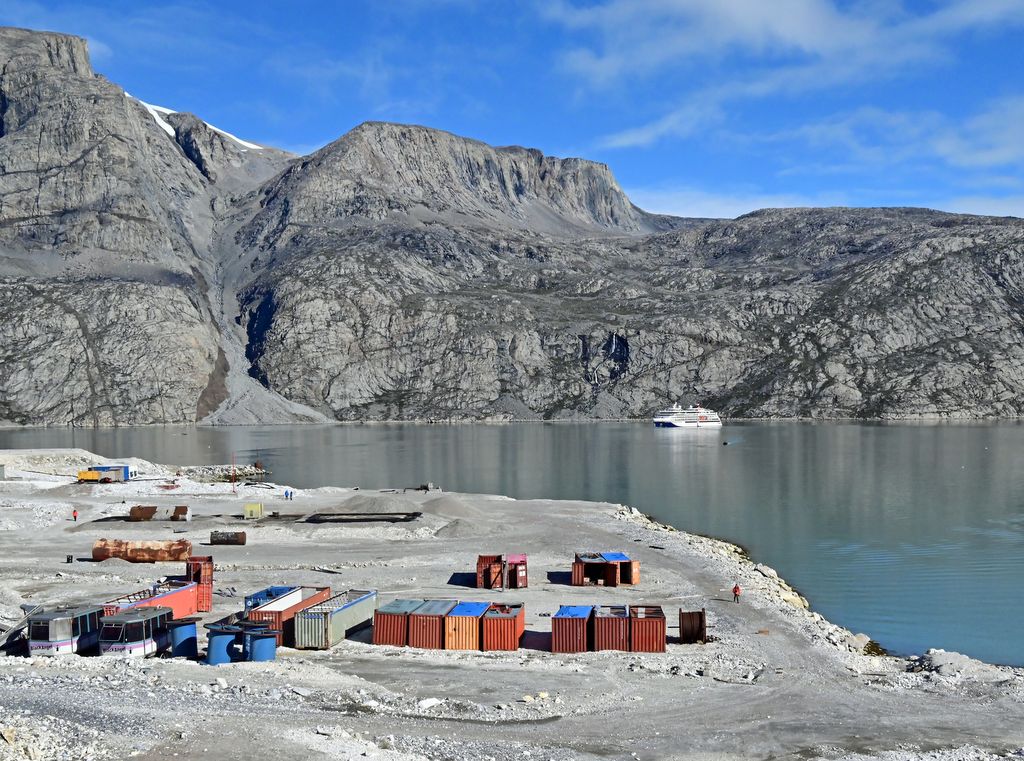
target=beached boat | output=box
[652,404,723,428]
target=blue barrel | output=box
[248,630,279,662]
[168,618,199,658]
[205,625,240,666]
[236,621,269,660]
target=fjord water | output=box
[2,422,1022,665]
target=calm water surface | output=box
[2,422,1022,665]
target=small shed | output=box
[243,502,265,520]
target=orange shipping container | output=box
[248,586,332,646]
[408,600,457,649]
[444,601,490,650]
[630,605,666,653]
[372,599,425,647]
[482,602,525,651]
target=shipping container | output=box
[551,605,593,654]
[444,601,489,651]
[293,589,379,650]
[603,562,620,587]
[186,556,214,613]
[92,539,192,563]
[629,605,666,653]
[408,599,458,649]
[99,606,172,658]
[476,555,503,589]
[572,552,606,586]
[248,586,333,646]
[482,602,525,651]
[622,560,641,585]
[506,553,528,589]
[104,580,199,619]
[594,605,630,651]
[244,585,298,612]
[28,605,104,656]
[372,599,425,647]
[678,608,707,644]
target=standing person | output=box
[732,582,741,603]
[72,508,78,523]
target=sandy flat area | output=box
[0,449,1021,761]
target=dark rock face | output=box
[2,26,1024,425]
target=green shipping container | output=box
[293,589,378,650]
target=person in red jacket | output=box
[72,509,78,523]
[732,582,741,603]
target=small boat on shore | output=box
[652,404,723,428]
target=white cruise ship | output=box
[652,404,723,428]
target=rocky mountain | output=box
[2,26,1023,426]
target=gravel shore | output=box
[0,449,1021,761]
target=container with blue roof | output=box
[552,605,594,653]
[444,601,490,650]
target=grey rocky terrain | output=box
[2,26,1023,425]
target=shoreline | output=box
[0,449,1022,759]
[4,415,1024,430]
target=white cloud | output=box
[545,0,1024,148]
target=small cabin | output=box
[99,606,173,658]
[28,605,104,656]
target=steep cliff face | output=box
[236,206,1024,421]
[0,27,292,425]
[3,25,1024,425]
[239,121,676,252]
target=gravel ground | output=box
[0,449,1021,761]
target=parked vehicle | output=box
[28,605,104,655]
[99,607,172,658]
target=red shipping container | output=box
[551,605,593,653]
[408,600,457,649]
[103,580,199,619]
[476,555,503,589]
[186,556,214,612]
[594,605,629,651]
[506,553,528,588]
[621,560,641,585]
[482,603,525,651]
[248,586,332,646]
[372,599,425,647]
[603,563,620,588]
[629,605,666,653]
[571,561,586,586]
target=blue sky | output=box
[4,0,1023,218]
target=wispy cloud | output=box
[544,0,1024,148]
[746,96,1024,173]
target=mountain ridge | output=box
[2,26,1024,426]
